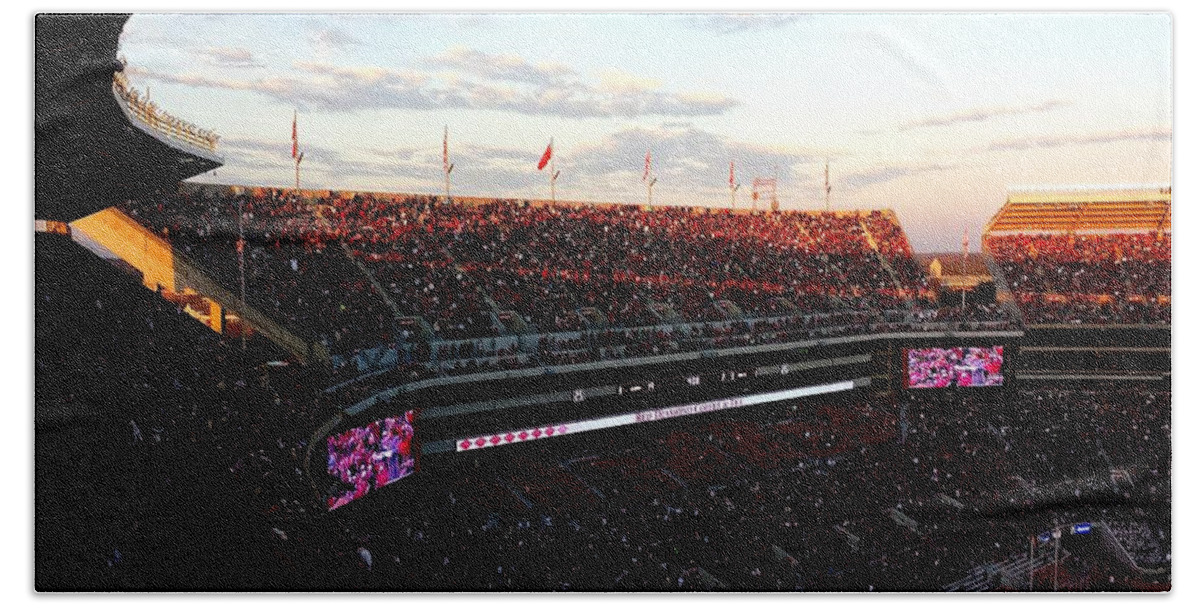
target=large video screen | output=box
[326,411,416,510]
[907,346,1004,389]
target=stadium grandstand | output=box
[983,186,1170,390]
[34,15,1169,592]
[984,186,1171,327]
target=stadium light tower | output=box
[751,178,776,213]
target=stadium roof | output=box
[35,15,223,221]
[984,186,1171,235]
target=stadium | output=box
[34,14,1170,591]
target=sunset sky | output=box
[117,12,1171,251]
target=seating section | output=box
[35,233,331,589]
[986,232,1170,325]
[1105,521,1169,570]
[120,189,948,368]
[278,387,1167,591]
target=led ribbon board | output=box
[456,379,858,452]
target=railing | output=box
[112,70,220,154]
[330,309,1020,379]
[943,545,1067,592]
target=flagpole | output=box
[294,152,304,194]
[961,227,968,312]
[645,150,652,208]
[730,161,736,209]
[444,125,451,204]
[824,159,831,211]
[549,138,556,204]
[292,109,300,192]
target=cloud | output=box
[357,140,555,197]
[899,100,1069,131]
[858,30,948,94]
[131,51,740,118]
[194,46,261,68]
[983,126,1171,153]
[564,125,819,192]
[311,27,360,51]
[125,66,256,91]
[214,135,439,191]
[683,14,806,35]
[220,135,351,169]
[328,125,824,203]
[595,68,662,95]
[429,46,575,86]
[841,162,956,190]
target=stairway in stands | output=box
[979,247,1027,325]
[857,216,910,309]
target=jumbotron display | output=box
[906,346,1004,389]
[326,412,417,510]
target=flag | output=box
[443,126,449,174]
[644,150,651,183]
[824,161,831,195]
[729,161,735,187]
[537,140,553,170]
[292,110,298,160]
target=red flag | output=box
[291,110,298,160]
[962,228,970,256]
[644,150,651,183]
[729,161,735,187]
[537,140,553,170]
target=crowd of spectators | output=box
[986,232,1170,325]
[36,231,1167,589]
[1105,520,1169,571]
[270,386,1168,591]
[113,70,220,153]
[36,233,339,588]
[42,185,1171,592]
[119,189,1024,384]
